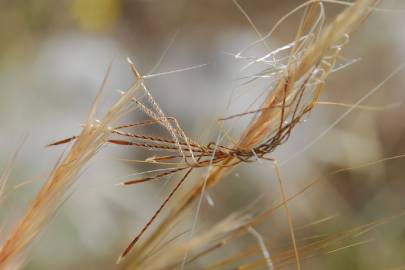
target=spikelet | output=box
[122,0,379,266]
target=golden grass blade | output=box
[0,67,142,269]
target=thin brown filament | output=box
[118,167,195,262]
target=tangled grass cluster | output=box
[3,0,402,269]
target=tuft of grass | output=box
[120,1,379,269]
[0,0,389,269]
[0,65,142,268]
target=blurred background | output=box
[1,0,405,269]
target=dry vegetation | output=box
[1,0,404,269]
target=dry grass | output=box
[120,1,379,269]
[0,0,392,269]
[0,65,143,269]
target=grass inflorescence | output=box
[2,0,399,270]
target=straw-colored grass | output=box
[0,0,384,269]
[112,0,382,269]
[0,66,143,269]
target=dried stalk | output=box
[0,69,142,269]
[125,0,378,267]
